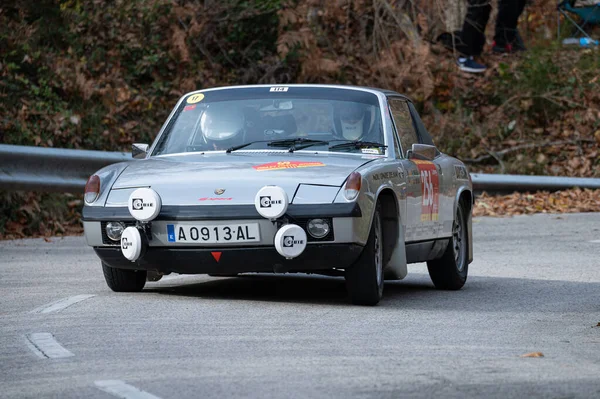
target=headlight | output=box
[105,222,126,241]
[343,172,361,201]
[84,174,101,204]
[307,218,330,239]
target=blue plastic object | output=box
[562,37,600,46]
[580,37,600,46]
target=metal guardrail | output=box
[0,144,130,193]
[471,173,600,193]
[1,144,600,194]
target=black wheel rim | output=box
[453,206,466,271]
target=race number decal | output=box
[413,160,439,222]
[186,93,205,104]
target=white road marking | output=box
[589,240,600,243]
[94,380,162,399]
[30,294,95,314]
[25,333,74,359]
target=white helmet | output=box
[200,103,245,148]
[339,103,366,140]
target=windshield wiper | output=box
[227,138,329,153]
[329,140,388,151]
[267,138,329,152]
[226,140,271,153]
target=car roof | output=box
[356,86,412,101]
[191,84,413,103]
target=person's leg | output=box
[457,0,491,72]
[459,0,492,56]
[494,0,526,50]
[517,0,526,15]
[513,0,527,50]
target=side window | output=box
[407,102,435,147]
[388,98,418,157]
[388,110,403,158]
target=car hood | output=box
[110,152,378,205]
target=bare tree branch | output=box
[177,17,216,68]
[464,139,596,164]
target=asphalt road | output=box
[1,213,599,399]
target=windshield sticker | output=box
[183,104,196,112]
[360,148,381,155]
[269,87,289,92]
[253,161,325,171]
[186,93,205,104]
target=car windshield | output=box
[151,86,385,156]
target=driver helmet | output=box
[339,102,367,140]
[200,103,245,150]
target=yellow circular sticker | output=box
[186,93,205,104]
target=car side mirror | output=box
[407,143,436,161]
[132,143,149,159]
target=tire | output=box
[345,202,384,306]
[102,262,147,292]
[426,202,468,290]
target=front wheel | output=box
[345,202,384,306]
[102,262,147,292]
[426,202,468,290]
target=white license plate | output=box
[166,223,260,244]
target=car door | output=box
[387,97,440,241]
[386,110,409,232]
[406,102,452,239]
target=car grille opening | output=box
[100,218,334,245]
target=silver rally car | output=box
[82,84,473,305]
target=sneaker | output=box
[457,56,487,73]
[492,42,525,54]
[492,31,527,53]
[492,41,509,53]
[513,30,527,51]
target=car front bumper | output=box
[95,243,364,274]
[82,202,366,248]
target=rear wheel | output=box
[345,202,384,306]
[102,262,147,292]
[426,202,468,290]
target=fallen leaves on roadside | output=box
[0,192,84,241]
[474,188,600,217]
[520,352,544,358]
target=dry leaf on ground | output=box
[474,189,600,217]
[520,352,544,358]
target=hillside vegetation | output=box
[1,0,599,237]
